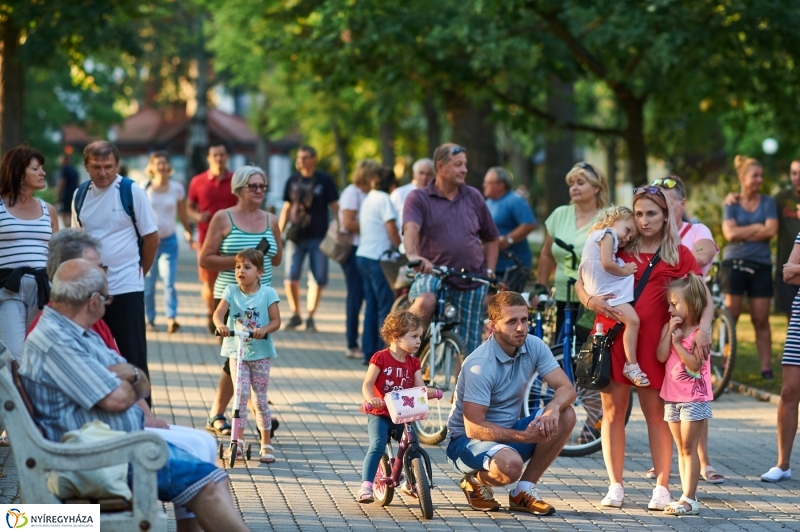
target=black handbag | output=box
[574,249,661,390]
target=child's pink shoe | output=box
[357,482,374,504]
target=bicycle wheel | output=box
[710,306,736,399]
[523,344,633,457]
[373,453,394,506]
[410,457,434,519]
[391,292,409,313]
[414,331,465,445]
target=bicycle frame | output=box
[553,237,578,382]
[378,423,435,489]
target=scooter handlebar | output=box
[214,330,254,339]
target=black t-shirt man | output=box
[282,170,339,241]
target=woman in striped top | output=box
[199,165,282,436]
[0,146,59,361]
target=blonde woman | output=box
[143,151,193,333]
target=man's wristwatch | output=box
[505,235,514,245]
[131,366,141,387]
[486,269,495,278]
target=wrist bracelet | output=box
[701,328,712,335]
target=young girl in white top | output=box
[580,206,647,386]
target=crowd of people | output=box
[0,136,797,525]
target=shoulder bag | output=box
[574,248,661,390]
[318,218,352,264]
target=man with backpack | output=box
[72,141,159,390]
[279,145,339,331]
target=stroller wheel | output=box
[218,442,225,460]
[246,443,252,460]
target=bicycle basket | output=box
[385,386,430,424]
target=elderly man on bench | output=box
[20,258,249,532]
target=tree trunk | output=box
[185,28,209,181]
[330,118,349,188]
[0,18,24,157]
[544,76,575,214]
[423,93,441,157]
[620,96,648,184]
[444,91,498,189]
[379,122,395,167]
[605,137,618,205]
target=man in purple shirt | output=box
[403,143,499,353]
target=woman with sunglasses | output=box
[576,186,714,510]
[536,162,608,336]
[199,165,282,437]
[721,156,778,379]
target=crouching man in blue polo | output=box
[446,291,576,515]
[20,258,250,531]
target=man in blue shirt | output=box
[483,167,537,291]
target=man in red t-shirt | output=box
[187,143,238,332]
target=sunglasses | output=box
[246,184,268,192]
[633,186,663,196]
[451,147,467,156]
[578,162,599,179]
[651,178,677,189]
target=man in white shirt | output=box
[71,141,159,397]
[390,158,434,232]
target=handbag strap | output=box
[606,247,661,342]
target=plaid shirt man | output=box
[20,306,144,442]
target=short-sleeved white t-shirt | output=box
[679,221,718,277]
[146,180,185,239]
[71,175,158,295]
[356,190,397,260]
[338,184,366,246]
[389,182,416,232]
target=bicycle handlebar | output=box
[406,260,492,285]
[553,237,578,272]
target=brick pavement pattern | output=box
[2,240,799,531]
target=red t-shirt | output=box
[369,348,422,417]
[595,245,699,388]
[27,304,121,354]
[187,170,237,244]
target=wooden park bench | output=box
[0,361,169,531]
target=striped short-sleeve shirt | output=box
[0,198,52,269]
[213,211,278,298]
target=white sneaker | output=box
[600,483,624,508]
[648,485,671,511]
[761,467,791,483]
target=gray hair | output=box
[489,166,513,191]
[412,158,434,174]
[51,263,106,307]
[47,229,101,280]
[231,165,267,194]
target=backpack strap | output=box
[680,222,692,239]
[73,180,92,228]
[607,248,662,343]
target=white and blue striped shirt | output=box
[0,198,51,269]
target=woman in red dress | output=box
[575,187,714,509]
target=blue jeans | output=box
[144,233,179,322]
[362,415,404,482]
[285,238,329,285]
[356,256,394,362]
[341,247,364,350]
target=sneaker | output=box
[400,481,417,498]
[306,316,317,332]
[345,348,362,359]
[761,466,791,483]
[459,475,501,511]
[146,321,158,332]
[600,483,624,508]
[509,485,555,515]
[648,485,671,511]
[357,484,374,504]
[285,314,302,330]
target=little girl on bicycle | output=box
[358,310,434,503]
[214,249,281,463]
[656,274,712,515]
[580,205,647,386]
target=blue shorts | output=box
[445,413,540,475]
[154,442,228,507]
[285,238,329,285]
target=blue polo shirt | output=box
[486,192,536,272]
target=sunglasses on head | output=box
[651,178,677,189]
[451,146,466,156]
[578,162,599,179]
[633,186,663,196]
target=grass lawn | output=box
[732,313,787,395]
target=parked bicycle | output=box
[706,262,737,399]
[361,387,443,520]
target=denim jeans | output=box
[341,247,364,350]
[362,415,404,481]
[285,237,328,285]
[145,233,179,322]
[356,256,394,362]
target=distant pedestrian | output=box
[390,158,434,236]
[71,140,159,394]
[55,153,79,228]
[143,152,194,333]
[0,145,58,361]
[279,145,338,332]
[773,159,800,318]
[187,143,237,334]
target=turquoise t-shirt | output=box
[220,284,280,361]
[543,204,596,302]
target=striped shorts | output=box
[664,401,713,423]
[409,274,488,354]
[783,306,800,366]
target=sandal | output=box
[663,496,699,515]
[646,467,656,479]
[701,465,724,484]
[0,431,8,446]
[260,444,276,463]
[623,363,650,387]
[357,484,374,504]
[206,414,232,436]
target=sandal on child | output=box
[206,414,232,436]
[357,485,374,504]
[260,444,276,464]
[701,465,724,484]
[663,496,699,515]
[623,363,650,387]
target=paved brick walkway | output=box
[3,240,800,531]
